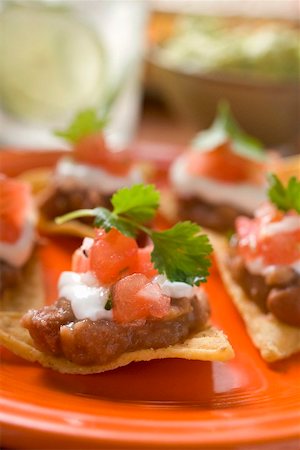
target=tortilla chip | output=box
[17,168,52,194]
[38,214,95,239]
[159,188,179,223]
[268,154,300,184]
[210,232,300,362]
[0,253,45,312]
[0,312,233,373]
[15,168,95,238]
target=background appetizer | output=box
[212,174,300,362]
[0,174,44,311]
[37,109,144,237]
[169,103,269,232]
[0,184,234,373]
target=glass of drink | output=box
[0,0,148,149]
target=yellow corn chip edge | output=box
[0,252,45,312]
[210,232,300,362]
[17,168,95,238]
[0,312,234,373]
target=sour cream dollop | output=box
[170,154,265,214]
[58,269,200,322]
[55,157,143,194]
[58,271,112,320]
[153,274,196,299]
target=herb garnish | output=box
[54,109,107,144]
[191,101,265,161]
[104,297,113,311]
[56,184,212,285]
[268,173,300,213]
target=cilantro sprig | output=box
[56,184,212,285]
[54,66,131,144]
[54,109,107,144]
[268,173,300,213]
[192,101,265,161]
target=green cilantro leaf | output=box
[93,207,137,238]
[151,222,212,285]
[268,173,300,213]
[192,101,265,161]
[55,184,213,286]
[54,109,107,144]
[111,184,160,223]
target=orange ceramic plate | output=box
[1,149,300,450]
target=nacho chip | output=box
[0,252,44,312]
[17,168,52,194]
[210,232,300,362]
[0,312,233,373]
[16,168,95,238]
[38,214,95,239]
[268,154,300,184]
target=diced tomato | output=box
[135,282,170,318]
[236,216,255,239]
[90,228,138,285]
[73,133,107,166]
[186,143,265,184]
[259,230,300,266]
[72,248,90,273]
[131,245,158,279]
[73,133,132,176]
[236,204,300,266]
[255,202,284,224]
[0,175,32,243]
[235,216,260,259]
[112,273,170,323]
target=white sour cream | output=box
[58,271,112,321]
[260,216,300,237]
[0,207,36,267]
[170,154,265,214]
[58,270,200,322]
[246,258,300,275]
[153,274,196,298]
[55,157,143,194]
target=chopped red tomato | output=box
[131,245,158,279]
[186,143,265,184]
[112,273,170,323]
[0,175,32,243]
[135,282,171,317]
[255,202,284,224]
[259,230,300,266]
[90,228,138,285]
[74,133,132,176]
[236,203,300,266]
[72,248,90,273]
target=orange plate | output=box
[1,149,300,450]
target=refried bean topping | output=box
[22,294,210,365]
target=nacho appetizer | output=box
[0,184,233,373]
[170,103,269,232]
[0,174,43,311]
[37,109,144,237]
[212,174,300,362]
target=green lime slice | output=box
[0,4,106,123]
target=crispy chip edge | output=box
[0,312,234,374]
[0,252,45,313]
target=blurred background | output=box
[0,0,299,154]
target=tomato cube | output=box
[112,273,170,323]
[132,245,158,279]
[90,228,138,285]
